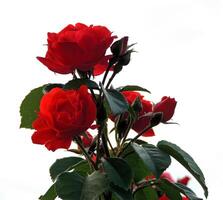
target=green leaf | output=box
[55,171,109,200]
[110,184,133,200]
[175,183,202,200]
[142,144,171,177]
[117,85,151,94]
[20,85,45,129]
[123,145,152,182]
[101,83,129,115]
[159,179,202,200]
[39,184,57,200]
[159,179,182,200]
[72,160,91,177]
[134,187,158,200]
[64,79,99,90]
[131,143,159,178]
[157,140,208,198]
[43,83,64,93]
[102,158,133,190]
[50,157,83,181]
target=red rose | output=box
[154,96,177,122]
[81,132,93,148]
[122,91,155,137]
[177,176,190,185]
[93,55,113,76]
[160,172,175,183]
[37,23,115,74]
[32,86,97,151]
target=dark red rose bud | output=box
[113,63,123,74]
[153,96,177,122]
[81,132,93,148]
[121,91,155,137]
[118,50,132,66]
[177,176,190,185]
[37,23,115,74]
[116,119,129,139]
[132,96,143,114]
[111,36,129,57]
[31,86,97,151]
[150,112,163,127]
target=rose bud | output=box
[153,96,177,122]
[81,132,94,148]
[121,91,155,137]
[118,50,132,66]
[111,36,128,57]
[37,23,116,74]
[31,86,97,151]
[132,96,143,114]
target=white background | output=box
[0,0,222,199]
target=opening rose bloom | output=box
[122,91,177,136]
[154,96,177,122]
[37,23,116,74]
[32,86,97,151]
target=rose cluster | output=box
[32,23,176,151]
[20,22,207,200]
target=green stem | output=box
[89,88,97,103]
[101,123,110,158]
[105,72,116,89]
[95,128,102,167]
[102,62,113,85]
[133,180,157,196]
[131,124,153,143]
[74,136,96,170]
[118,124,154,157]
[120,116,134,147]
[106,133,115,155]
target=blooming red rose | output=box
[37,23,116,74]
[81,132,93,148]
[154,96,177,122]
[121,91,155,137]
[93,55,113,76]
[32,86,97,151]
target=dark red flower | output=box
[160,172,175,183]
[32,86,97,151]
[177,176,190,185]
[121,91,155,137]
[159,195,188,200]
[154,96,177,122]
[81,132,93,148]
[37,23,115,74]
[93,55,113,76]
